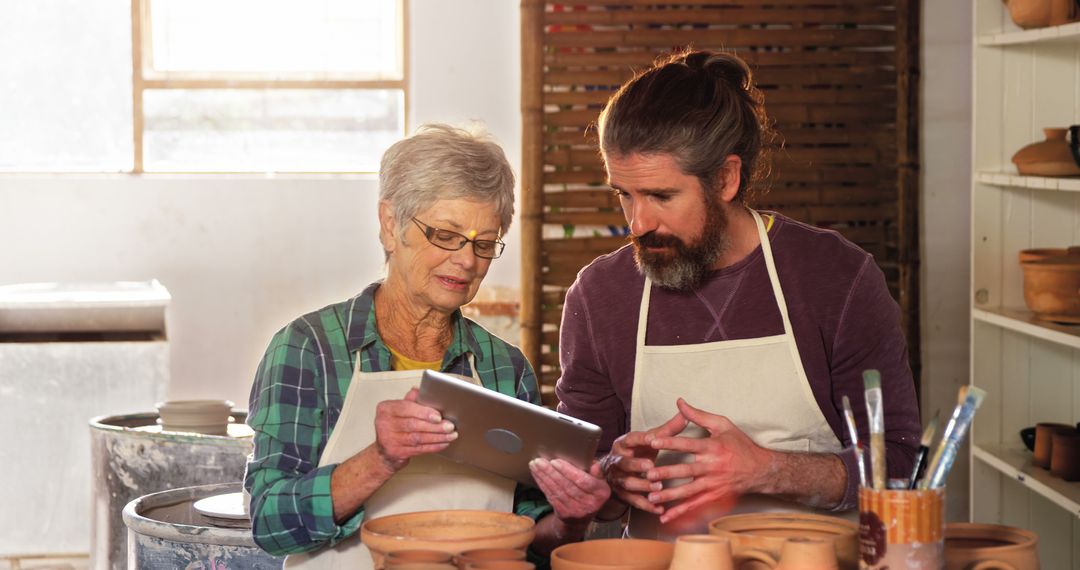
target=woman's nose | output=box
[450,244,479,268]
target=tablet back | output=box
[417,369,602,487]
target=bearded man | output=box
[554,50,921,540]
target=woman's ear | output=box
[378,200,398,254]
[717,155,742,203]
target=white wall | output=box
[0,0,523,407]
[921,1,972,521]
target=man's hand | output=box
[598,411,689,515]
[373,387,458,472]
[529,458,611,528]
[646,398,775,524]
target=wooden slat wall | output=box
[520,0,920,406]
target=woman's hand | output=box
[373,387,458,472]
[529,458,611,527]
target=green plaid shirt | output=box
[244,282,551,556]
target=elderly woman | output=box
[244,124,609,569]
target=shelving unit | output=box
[971,2,1080,567]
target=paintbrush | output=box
[842,395,868,488]
[920,386,987,489]
[863,369,885,490]
[907,411,940,489]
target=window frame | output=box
[129,0,409,173]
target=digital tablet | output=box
[417,369,602,487]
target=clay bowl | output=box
[550,538,674,570]
[709,512,858,570]
[1020,255,1080,323]
[155,399,234,435]
[361,510,535,570]
[1020,426,1037,452]
[944,522,1039,570]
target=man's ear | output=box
[717,155,743,203]
[378,200,398,254]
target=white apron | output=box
[285,354,516,570]
[625,210,847,541]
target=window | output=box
[0,0,406,173]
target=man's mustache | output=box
[633,231,685,249]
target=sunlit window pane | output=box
[148,0,401,78]
[142,89,403,172]
[0,0,132,172]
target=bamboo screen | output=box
[521,0,920,406]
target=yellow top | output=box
[387,344,442,371]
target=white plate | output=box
[193,492,248,520]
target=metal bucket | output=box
[123,482,283,569]
[90,412,254,570]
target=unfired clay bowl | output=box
[550,538,673,570]
[360,510,534,570]
[709,512,859,570]
[155,399,234,435]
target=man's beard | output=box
[632,193,729,292]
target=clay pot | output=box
[387,550,455,566]
[1020,256,1080,323]
[779,537,839,570]
[1033,422,1074,468]
[455,548,527,568]
[386,563,458,570]
[1050,430,1080,480]
[1017,247,1080,264]
[944,523,1039,570]
[1012,128,1080,176]
[669,535,735,570]
[360,510,535,570]
[1004,0,1080,28]
[155,399,233,435]
[549,538,674,570]
[462,562,534,570]
[708,513,858,570]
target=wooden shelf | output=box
[972,307,1080,350]
[979,21,1080,46]
[973,443,1080,517]
[975,171,1080,192]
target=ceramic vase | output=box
[1012,128,1080,176]
[944,523,1039,570]
[709,513,858,570]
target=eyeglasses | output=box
[411,218,506,259]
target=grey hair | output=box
[379,123,516,248]
[597,50,775,203]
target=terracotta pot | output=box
[1017,247,1080,264]
[385,563,458,570]
[361,510,535,570]
[455,548,527,568]
[155,399,234,435]
[779,537,838,570]
[550,538,673,570]
[462,562,534,570]
[708,513,859,570]
[1005,0,1080,28]
[1033,422,1074,468]
[669,534,735,570]
[387,550,455,566]
[944,523,1039,570]
[1012,128,1080,176]
[1050,430,1080,480]
[1020,256,1080,323]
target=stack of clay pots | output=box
[1032,422,1080,481]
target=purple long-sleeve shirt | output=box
[555,212,920,511]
